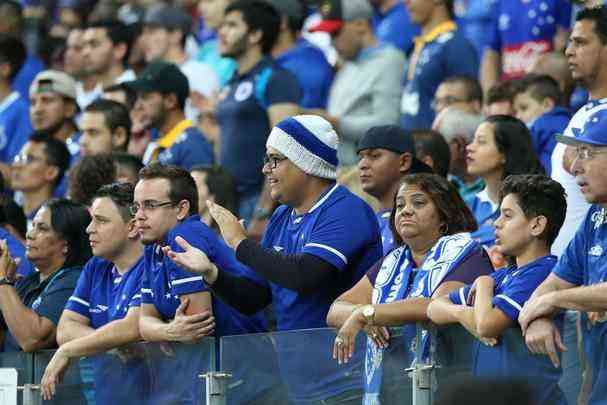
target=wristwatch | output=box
[0,277,15,287]
[362,305,376,325]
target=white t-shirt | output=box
[180,59,220,122]
[551,98,607,256]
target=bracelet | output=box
[0,277,15,287]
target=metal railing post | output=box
[200,372,232,405]
[19,384,41,405]
[405,323,435,405]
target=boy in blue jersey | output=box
[519,108,607,405]
[166,115,382,403]
[513,74,572,176]
[0,34,32,183]
[428,174,567,404]
[357,125,433,256]
[126,62,214,171]
[134,163,267,404]
[40,183,146,402]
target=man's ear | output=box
[44,165,60,185]
[176,200,191,221]
[398,152,413,174]
[530,215,548,239]
[112,127,128,150]
[126,218,139,239]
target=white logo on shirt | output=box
[273,246,284,252]
[591,209,607,230]
[90,304,109,314]
[235,82,253,102]
[589,245,604,257]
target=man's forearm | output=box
[327,301,363,328]
[60,316,141,358]
[57,318,95,346]
[551,283,607,312]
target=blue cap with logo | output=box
[556,108,607,147]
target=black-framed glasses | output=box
[129,200,177,215]
[263,154,288,170]
[431,95,468,111]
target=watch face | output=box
[363,305,375,318]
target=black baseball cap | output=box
[125,61,189,106]
[357,125,434,174]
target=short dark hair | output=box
[517,74,563,106]
[576,5,607,44]
[191,164,237,214]
[29,132,71,188]
[500,174,566,247]
[412,130,451,178]
[442,75,483,105]
[485,115,544,179]
[113,152,143,184]
[0,34,26,81]
[0,195,26,240]
[87,20,132,64]
[390,173,478,246]
[43,198,92,268]
[225,0,281,54]
[94,182,135,222]
[68,154,117,205]
[84,98,131,150]
[103,82,138,109]
[486,80,519,105]
[139,163,198,215]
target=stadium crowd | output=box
[0,0,606,403]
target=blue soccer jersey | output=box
[487,0,571,80]
[400,23,478,131]
[552,205,607,405]
[0,92,32,165]
[156,125,214,171]
[275,38,334,109]
[529,106,572,176]
[0,228,35,277]
[372,1,419,54]
[466,188,500,247]
[215,58,301,199]
[377,209,395,256]
[449,255,565,404]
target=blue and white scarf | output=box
[363,233,477,405]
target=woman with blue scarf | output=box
[327,174,494,404]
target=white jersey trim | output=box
[171,276,204,286]
[305,243,348,265]
[459,288,466,305]
[309,184,340,213]
[495,294,522,312]
[68,296,90,307]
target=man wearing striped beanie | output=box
[165,115,382,402]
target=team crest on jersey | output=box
[235,82,253,102]
[589,245,604,257]
[591,209,607,230]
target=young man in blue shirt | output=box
[134,163,267,404]
[0,34,32,184]
[40,183,146,402]
[519,108,607,405]
[215,0,301,221]
[126,62,214,171]
[428,174,567,404]
[166,115,382,403]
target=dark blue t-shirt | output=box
[450,255,565,405]
[157,125,214,171]
[275,39,334,109]
[215,58,301,197]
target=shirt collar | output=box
[160,214,201,247]
[157,119,193,149]
[413,20,457,53]
[231,57,272,82]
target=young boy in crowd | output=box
[427,174,567,405]
[513,75,572,175]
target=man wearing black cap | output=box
[126,61,214,171]
[357,125,433,255]
[141,3,219,120]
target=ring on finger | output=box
[335,336,344,346]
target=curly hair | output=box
[68,154,116,206]
[500,174,567,246]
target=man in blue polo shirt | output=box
[400,0,478,131]
[518,109,607,405]
[40,183,146,402]
[215,0,301,221]
[166,115,382,403]
[134,163,267,404]
[126,62,214,171]
[0,34,32,184]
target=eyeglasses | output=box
[263,154,288,170]
[129,200,176,215]
[431,96,468,111]
[575,146,607,161]
[13,153,45,165]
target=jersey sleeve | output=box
[35,271,81,326]
[64,261,94,318]
[141,252,154,305]
[552,212,588,286]
[265,69,302,106]
[493,266,553,321]
[302,202,379,271]
[167,225,209,297]
[449,285,473,305]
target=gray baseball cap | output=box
[308,0,373,34]
[144,4,192,34]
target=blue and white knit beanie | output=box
[266,115,339,180]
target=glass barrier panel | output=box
[220,328,368,405]
[0,351,34,405]
[34,338,215,405]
